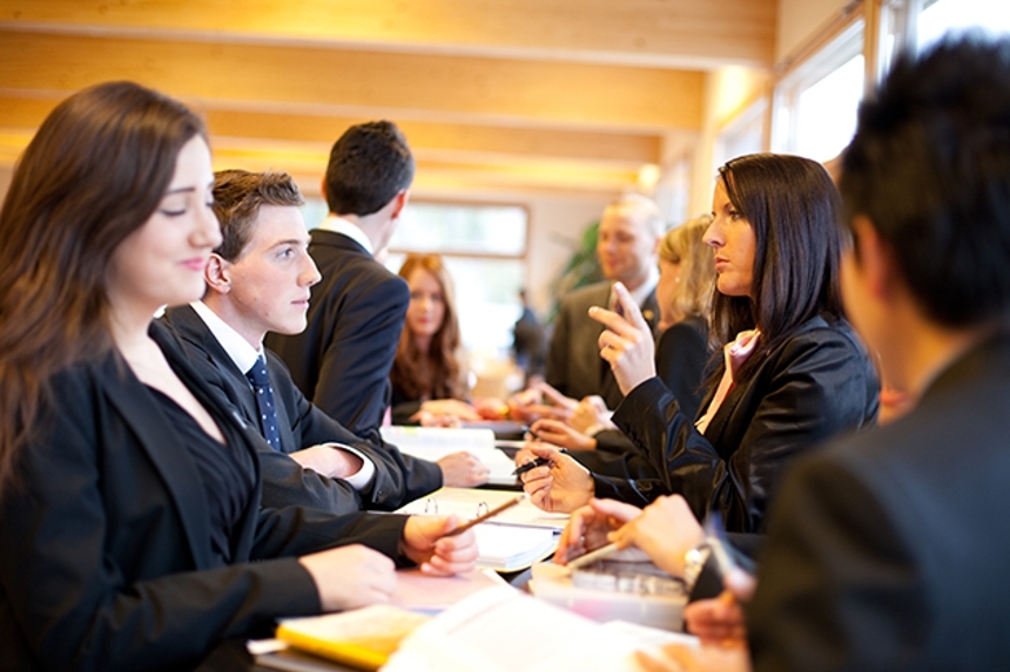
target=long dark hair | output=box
[709,153,844,383]
[390,253,466,401]
[0,81,205,493]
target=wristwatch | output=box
[682,542,711,592]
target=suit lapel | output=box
[97,352,213,569]
[151,323,268,562]
[166,306,261,429]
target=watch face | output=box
[683,544,711,588]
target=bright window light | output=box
[794,54,865,163]
[918,0,1010,50]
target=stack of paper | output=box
[380,426,518,486]
[396,487,568,571]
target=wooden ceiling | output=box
[0,0,777,197]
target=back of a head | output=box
[840,35,1010,328]
[713,153,844,344]
[324,120,415,217]
[212,169,305,262]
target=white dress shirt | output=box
[189,300,376,489]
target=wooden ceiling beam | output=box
[0,30,705,131]
[0,0,777,68]
[0,94,665,165]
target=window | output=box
[878,0,1010,83]
[773,20,865,163]
[916,0,1010,49]
[384,202,528,357]
[300,199,528,360]
[714,98,768,169]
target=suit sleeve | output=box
[287,379,442,510]
[313,274,409,436]
[257,444,365,513]
[0,378,321,671]
[747,454,926,671]
[545,296,573,395]
[600,333,877,532]
[653,322,709,421]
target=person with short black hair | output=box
[266,121,416,437]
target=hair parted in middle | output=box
[390,253,466,402]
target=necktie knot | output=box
[246,356,270,388]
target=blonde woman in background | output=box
[533,215,716,450]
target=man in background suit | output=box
[545,194,664,409]
[266,121,413,439]
[165,170,487,514]
[649,37,1010,672]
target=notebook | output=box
[380,426,519,486]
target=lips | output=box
[180,257,207,272]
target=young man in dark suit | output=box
[646,37,1010,672]
[265,121,414,439]
[164,170,488,513]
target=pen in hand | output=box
[511,448,568,477]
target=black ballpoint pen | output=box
[511,448,568,477]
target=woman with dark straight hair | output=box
[520,153,879,536]
[0,81,475,671]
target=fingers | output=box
[554,504,597,563]
[530,419,578,448]
[537,381,577,409]
[423,529,479,576]
[611,281,649,329]
[589,497,643,523]
[633,649,684,672]
[530,418,569,436]
[725,568,757,601]
[526,442,564,461]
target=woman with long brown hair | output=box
[389,253,484,425]
[0,81,475,671]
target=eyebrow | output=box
[269,239,309,249]
[164,179,214,196]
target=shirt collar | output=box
[190,300,263,375]
[618,266,660,307]
[315,214,374,256]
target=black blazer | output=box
[265,230,409,439]
[571,316,711,472]
[594,315,879,534]
[546,281,660,410]
[0,323,408,671]
[749,333,1010,670]
[162,305,442,511]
